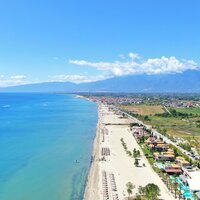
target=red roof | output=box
[165,169,182,173]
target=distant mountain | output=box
[0,70,200,93]
[78,70,200,93]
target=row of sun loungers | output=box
[112,193,119,200]
[101,147,110,156]
[102,171,109,200]
[109,173,119,200]
[109,173,117,191]
[102,171,119,200]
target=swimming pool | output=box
[183,192,194,200]
[176,177,194,200]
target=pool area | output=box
[176,177,189,190]
[172,177,195,200]
[152,159,199,199]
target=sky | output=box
[0,0,200,87]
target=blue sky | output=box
[0,0,200,86]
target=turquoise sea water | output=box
[0,93,97,200]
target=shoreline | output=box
[84,104,101,200]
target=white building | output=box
[184,169,200,192]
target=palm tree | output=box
[161,172,166,183]
[134,158,139,166]
[137,150,141,157]
[133,148,137,158]
[169,178,173,193]
[126,182,135,200]
[138,185,145,198]
[177,188,182,200]
[173,181,179,198]
[127,151,132,157]
[165,174,169,184]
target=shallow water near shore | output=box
[0,93,97,200]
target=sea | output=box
[0,93,98,200]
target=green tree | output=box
[126,182,135,200]
[144,115,150,121]
[127,151,132,157]
[138,185,145,195]
[170,109,177,117]
[133,148,137,158]
[138,183,160,200]
[137,150,141,157]
[134,158,139,166]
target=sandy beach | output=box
[84,104,175,200]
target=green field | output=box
[121,104,200,154]
[175,107,200,115]
[122,105,200,139]
[143,114,200,154]
[146,115,200,134]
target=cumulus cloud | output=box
[69,53,199,76]
[0,75,27,87]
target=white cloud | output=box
[50,74,87,83]
[50,74,110,83]
[128,52,140,60]
[69,53,199,76]
[11,75,26,79]
[0,75,27,87]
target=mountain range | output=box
[0,70,200,93]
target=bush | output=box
[178,142,192,152]
[138,183,160,200]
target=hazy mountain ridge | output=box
[0,70,200,93]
